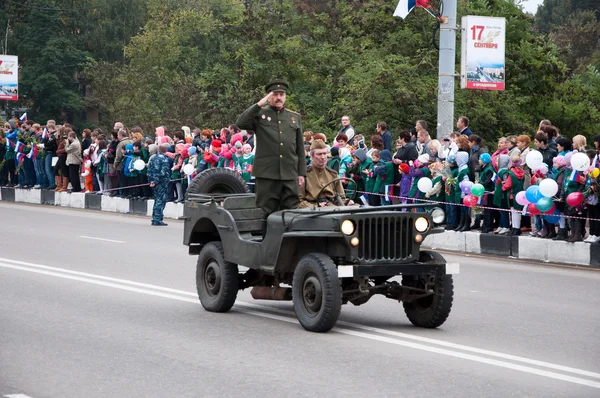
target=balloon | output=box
[525,185,543,204]
[417,177,433,193]
[515,191,529,206]
[471,183,485,197]
[535,197,553,213]
[538,178,558,198]
[463,194,478,207]
[566,192,584,207]
[133,159,146,171]
[592,168,600,178]
[544,203,556,214]
[183,164,195,175]
[544,212,561,224]
[460,180,474,195]
[571,152,591,172]
[535,164,549,175]
[526,150,544,169]
[564,151,574,164]
[525,204,541,215]
[479,153,491,164]
[188,146,197,155]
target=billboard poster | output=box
[461,16,506,91]
[0,55,19,100]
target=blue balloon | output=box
[544,212,561,225]
[479,153,491,164]
[525,185,543,204]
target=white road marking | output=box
[79,236,125,243]
[469,290,479,293]
[4,394,35,398]
[1,257,600,388]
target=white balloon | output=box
[538,178,558,198]
[183,163,195,175]
[133,159,146,171]
[571,152,590,172]
[525,150,543,169]
[417,177,433,194]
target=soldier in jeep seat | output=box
[299,139,355,208]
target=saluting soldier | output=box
[236,79,306,234]
[299,139,354,208]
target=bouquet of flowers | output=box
[430,161,455,196]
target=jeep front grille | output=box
[357,216,413,261]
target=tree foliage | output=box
[3,0,598,144]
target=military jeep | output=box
[182,170,458,333]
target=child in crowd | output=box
[373,149,395,206]
[327,147,341,172]
[493,154,511,235]
[365,149,381,206]
[238,144,254,186]
[81,160,94,193]
[408,154,431,204]
[454,151,472,232]
[444,155,459,230]
[502,156,525,235]
[94,140,107,194]
[217,143,238,170]
[201,139,221,171]
[550,155,568,240]
[351,148,373,199]
[426,163,445,204]
[399,163,412,208]
[479,153,496,233]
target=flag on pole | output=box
[394,0,436,19]
[42,128,48,140]
[16,152,24,164]
[19,113,27,122]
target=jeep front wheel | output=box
[196,242,239,312]
[292,253,342,333]
[402,274,454,328]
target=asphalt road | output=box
[1,202,599,398]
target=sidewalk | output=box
[1,187,598,269]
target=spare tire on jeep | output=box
[186,168,250,198]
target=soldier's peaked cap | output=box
[310,139,328,151]
[265,79,289,93]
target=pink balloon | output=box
[515,191,529,206]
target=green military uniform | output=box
[236,79,306,219]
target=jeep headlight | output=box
[341,220,355,235]
[431,207,445,224]
[415,217,429,233]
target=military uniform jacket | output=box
[299,165,345,208]
[236,104,306,180]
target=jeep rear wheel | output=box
[196,242,239,312]
[292,253,342,333]
[402,274,453,328]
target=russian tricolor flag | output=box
[15,140,24,154]
[385,184,395,201]
[394,0,435,19]
[19,113,27,122]
[42,128,48,140]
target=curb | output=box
[0,187,184,219]
[1,187,596,268]
[422,230,597,268]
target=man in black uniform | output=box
[236,79,306,235]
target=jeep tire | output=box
[186,167,249,198]
[196,242,239,312]
[292,253,342,333]
[402,274,454,328]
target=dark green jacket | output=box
[236,104,306,180]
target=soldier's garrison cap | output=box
[265,79,289,93]
[310,139,328,150]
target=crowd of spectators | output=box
[0,119,256,203]
[2,114,599,243]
